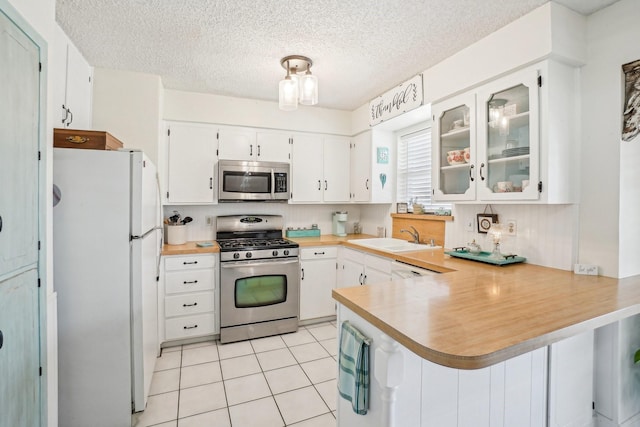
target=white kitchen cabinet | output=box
[160,253,218,344]
[218,126,291,162]
[350,129,394,203]
[299,247,338,321]
[432,59,578,204]
[256,131,291,162]
[52,24,93,129]
[291,134,350,203]
[165,122,218,204]
[337,248,391,288]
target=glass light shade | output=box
[279,76,298,111]
[299,73,318,105]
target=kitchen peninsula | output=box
[332,249,640,427]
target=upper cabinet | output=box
[52,24,93,129]
[218,126,291,163]
[350,130,394,203]
[291,134,350,203]
[432,60,578,204]
[164,122,218,205]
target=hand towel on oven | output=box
[338,320,370,415]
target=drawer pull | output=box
[183,302,198,307]
[183,324,198,330]
[314,251,325,255]
[183,261,198,265]
[183,280,198,284]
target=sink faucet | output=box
[400,226,420,243]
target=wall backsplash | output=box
[163,202,576,271]
[163,203,394,242]
[446,204,579,271]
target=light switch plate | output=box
[574,264,598,275]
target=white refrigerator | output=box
[53,148,161,427]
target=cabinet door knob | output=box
[257,145,261,157]
[301,268,305,280]
[479,163,485,181]
[209,177,213,190]
[250,144,253,156]
[469,164,475,182]
[317,180,321,190]
[0,215,3,233]
[365,179,369,190]
[0,330,3,349]
[324,180,328,191]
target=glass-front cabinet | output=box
[476,67,540,200]
[432,66,541,202]
[432,92,477,201]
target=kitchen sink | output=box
[347,238,441,253]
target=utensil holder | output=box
[165,224,187,245]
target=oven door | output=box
[220,257,299,328]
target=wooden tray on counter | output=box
[445,249,526,266]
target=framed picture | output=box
[397,203,408,214]
[377,147,389,164]
[477,213,498,234]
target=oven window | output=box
[235,275,287,308]
[223,171,271,194]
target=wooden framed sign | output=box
[369,74,424,126]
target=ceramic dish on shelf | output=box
[447,149,465,165]
[502,147,530,157]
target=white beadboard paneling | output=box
[446,204,578,270]
[162,204,371,241]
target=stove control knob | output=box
[272,250,278,256]
[284,249,290,256]
[246,252,252,259]
[233,253,240,259]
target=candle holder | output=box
[488,224,504,260]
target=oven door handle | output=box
[220,258,300,268]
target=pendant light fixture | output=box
[279,55,318,111]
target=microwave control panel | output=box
[274,173,288,193]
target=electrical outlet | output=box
[465,218,474,232]
[574,264,598,276]
[506,219,517,236]
[205,216,214,226]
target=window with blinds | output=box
[397,127,449,208]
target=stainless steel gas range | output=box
[216,215,299,344]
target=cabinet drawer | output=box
[165,254,215,271]
[165,269,215,294]
[165,313,215,341]
[165,292,215,317]
[365,254,392,274]
[300,247,338,260]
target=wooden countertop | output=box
[333,255,640,370]
[162,241,220,256]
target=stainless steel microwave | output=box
[218,160,290,202]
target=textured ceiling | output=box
[56,0,619,111]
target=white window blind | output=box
[397,127,449,208]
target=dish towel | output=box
[338,320,371,415]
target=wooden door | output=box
[0,9,42,426]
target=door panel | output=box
[0,10,39,276]
[0,269,39,427]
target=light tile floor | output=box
[132,321,338,427]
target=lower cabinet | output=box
[299,247,338,321]
[160,253,218,343]
[337,305,595,427]
[338,247,392,288]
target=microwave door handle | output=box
[271,169,275,200]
